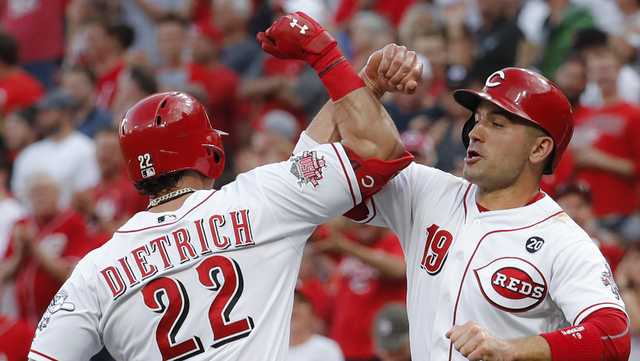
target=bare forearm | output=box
[509,336,551,361]
[587,151,635,177]
[341,241,405,279]
[334,87,404,160]
[31,247,73,283]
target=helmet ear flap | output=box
[462,113,475,148]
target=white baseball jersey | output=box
[295,133,626,361]
[29,143,372,361]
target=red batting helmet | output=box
[119,92,226,183]
[454,67,574,174]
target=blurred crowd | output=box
[0,0,639,360]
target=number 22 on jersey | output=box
[141,255,254,361]
[420,224,454,275]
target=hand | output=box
[313,235,350,255]
[12,222,37,255]
[362,43,423,97]
[447,322,516,361]
[257,12,337,65]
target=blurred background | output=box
[0,0,638,360]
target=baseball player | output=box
[293,66,631,360]
[28,13,421,361]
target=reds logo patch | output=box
[474,257,547,312]
[290,151,327,188]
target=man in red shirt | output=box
[0,32,43,115]
[0,174,94,326]
[75,128,147,244]
[81,20,134,109]
[0,314,34,361]
[554,183,626,273]
[317,223,406,361]
[0,0,67,89]
[188,21,239,135]
[571,45,640,238]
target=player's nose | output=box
[468,120,486,144]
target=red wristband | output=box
[311,47,365,101]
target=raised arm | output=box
[257,12,419,160]
[305,43,423,145]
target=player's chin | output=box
[462,162,484,183]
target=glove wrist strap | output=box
[311,46,364,101]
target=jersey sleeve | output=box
[254,142,412,227]
[29,260,103,361]
[549,240,626,326]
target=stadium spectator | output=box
[74,128,147,245]
[0,314,34,361]
[0,32,43,115]
[188,22,239,134]
[60,65,112,138]
[400,130,437,166]
[2,106,38,162]
[77,20,135,109]
[349,11,394,71]
[575,28,640,106]
[111,65,158,122]
[0,155,25,258]
[373,303,411,361]
[571,46,640,239]
[466,0,523,81]
[155,14,189,90]
[1,174,93,325]
[554,54,588,109]
[317,223,406,361]
[0,0,67,89]
[555,183,626,272]
[11,90,100,208]
[430,80,469,175]
[288,288,344,361]
[540,55,587,194]
[537,0,593,77]
[121,0,195,66]
[214,0,262,76]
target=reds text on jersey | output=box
[30,143,370,361]
[294,132,626,361]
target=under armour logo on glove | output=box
[289,18,309,34]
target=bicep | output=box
[550,242,626,325]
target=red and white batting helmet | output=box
[454,67,574,174]
[119,92,226,183]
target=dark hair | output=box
[129,65,158,95]
[134,170,186,197]
[572,27,608,53]
[555,182,592,204]
[106,22,135,50]
[0,32,19,65]
[65,65,97,85]
[13,105,38,126]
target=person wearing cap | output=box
[10,89,100,209]
[373,304,411,361]
[287,288,344,361]
[295,64,630,360]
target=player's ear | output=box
[529,135,554,169]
